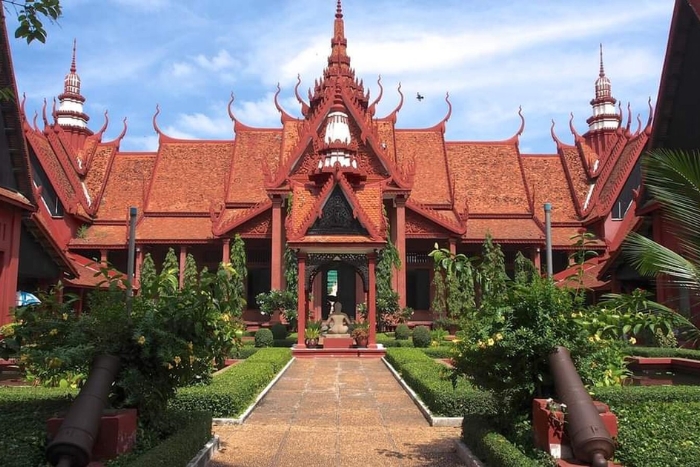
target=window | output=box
[247,267,270,309]
[407,269,431,310]
[30,153,64,217]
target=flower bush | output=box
[8,251,243,424]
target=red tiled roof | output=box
[521,155,579,222]
[395,130,451,205]
[465,218,543,242]
[96,154,155,221]
[26,130,77,205]
[212,201,272,237]
[69,224,127,247]
[226,130,281,204]
[137,217,215,242]
[287,179,321,235]
[553,255,610,290]
[0,187,33,210]
[375,120,396,164]
[561,145,592,211]
[63,252,124,288]
[146,142,233,213]
[83,144,116,204]
[550,226,605,248]
[446,142,531,214]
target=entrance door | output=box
[322,263,357,320]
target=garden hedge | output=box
[118,410,212,467]
[384,348,497,417]
[0,387,76,467]
[624,345,700,360]
[171,348,292,417]
[461,418,542,467]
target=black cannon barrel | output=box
[549,346,614,467]
[46,354,121,467]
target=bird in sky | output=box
[416,92,424,101]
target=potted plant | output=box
[304,320,322,348]
[351,321,370,348]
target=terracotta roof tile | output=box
[553,256,610,290]
[0,186,33,209]
[561,146,591,210]
[26,131,77,202]
[346,180,384,236]
[83,144,115,204]
[550,227,605,248]
[521,156,578,222]
[69,225,127,247]
[287,181,319,235]
[395,130,451,204]
[465,218,543,242]
[227,130,282,204]
[594,134,647,215]
[147,142,233,213]
[290,235,379,244]
[375,120,396,164]
[405,208,452,237]
[137,217,214,242]
[446,143,531,214]
[64,252,123,288]
[281,121,302,166]
[96,154,155,221]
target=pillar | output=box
[368,252,377,348]
[395,197,407,308]
[532,247,541,273]
[100,249,108,266]
[448,238,457,256]
[178,246,187,289]
[0,208,22,325]
[296,252,307,348]
[222,238,230,264]
[271,197,283,290]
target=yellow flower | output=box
[588,336,595,343]
[487,338,495,346]
[477,340,486,349]
[594,334,601,342]
[49,328,58,336]
[189,355,195,365]
[173,356,182,366]
[495,333,503,341]
[628,337,637,345]
[221,314,230,322]
[137,335,146,345]
[187,342,194,352]
[167,363,173,370]
[62,313,68,321]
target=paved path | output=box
[211,358,465,467]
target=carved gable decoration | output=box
[307,185,369,236]
[405,209,449,237]
[238,211,272,237]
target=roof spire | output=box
[328,0,350,76]
[586,43,620,143]
[336,0,343,18]
[57,38,90,131]
[70,38,77,73]
[598,43,604,77]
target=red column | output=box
[271,197,283,290]
[135,248,144,284]
[448,238,457,256]
[221,238,230,264]
[0,208,22,325]
[100,249,108,266]
[532,247,542,273]
[368,252,377,348]
[296,252,307,348]
[178,246,187,289]
[395,197,406,308]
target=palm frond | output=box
[623,232,700,288]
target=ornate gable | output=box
[308,185,368,236]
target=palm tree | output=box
[623,148,700,343]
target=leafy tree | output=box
[160,248,179,294]
[376,222,400,330]
[229,234,247,311]
[139,253,157,297]
[183,253,198,289]
[475,234,508,310]
[5,0,62,44]
[623,148,700,344]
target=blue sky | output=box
[6,0,674,154]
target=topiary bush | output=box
[395,324,410,340]
[412,325,432,348]
[270,323,288,340]
[254,329,274,348]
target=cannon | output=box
[46,354,121,467]
[549,346,614,467]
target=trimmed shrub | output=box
[113,410,212,467]
[422,346,454,359]
[412,325,432,348]
[230,346,258,359]
[395,324,410,340]
[171,348,291,417]
[461,418,541,467]
[270,323,288,340]
[0,388,76,467]
[624,345,700,360]
[254,329,274,348]
[385,348,497,417]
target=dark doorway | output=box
[321,262,357,320]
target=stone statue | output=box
[325,302,351,335]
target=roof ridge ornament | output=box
[274,83,295,122]
[569,112,582,142]
[644,97,653,135]
[294,75,310,117]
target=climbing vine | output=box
[229,234,248,311]
[376,211,401,329]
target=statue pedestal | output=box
[322,336,353,349]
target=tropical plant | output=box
[351,320,370,340]
[376,218,401,330]
[622,148,700,345]
[256,289,297,323]
[411,325,432,348]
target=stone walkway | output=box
[211,358,465,467]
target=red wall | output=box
[0,205,22,325]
